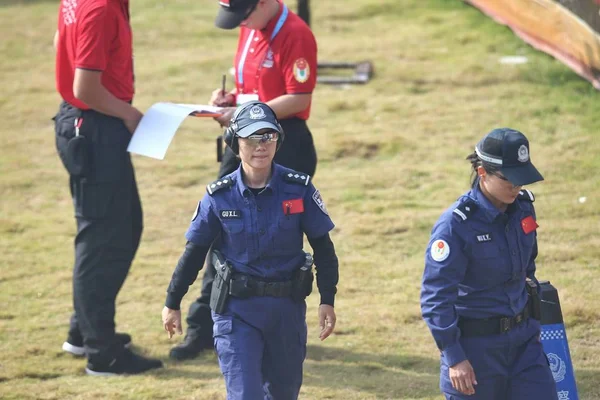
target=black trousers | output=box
[185,117,317,340]
[55,102,142,365]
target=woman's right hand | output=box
[209,88,234,107]
[449,359,478,395]
[162,306,182,339]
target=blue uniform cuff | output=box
[165,292,182,311]
[442,342,467,367]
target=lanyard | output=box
[237,4,288,88]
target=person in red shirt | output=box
[53,0,162,375]
[169,0,320,361]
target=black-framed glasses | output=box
[490,172,509,182]
[490,171,521,188]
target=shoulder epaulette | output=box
[453,200,478,222]
[206,177,235,195]
[283,171,311,186]
[518,189,535,202]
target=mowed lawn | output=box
[1,0,599,399]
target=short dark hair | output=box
[466,151,501,188]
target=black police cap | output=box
[230,101,282,138]
[475,128,544,186]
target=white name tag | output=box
[236,93,260,106]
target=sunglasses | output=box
[242,131,279,146]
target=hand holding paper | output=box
[127,102,223,160]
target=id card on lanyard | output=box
[236,4,288,105]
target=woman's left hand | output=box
[318,304,336,341]
[162,306,182,339]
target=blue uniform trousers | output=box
[441,318,557,400]
[213,296,307,400]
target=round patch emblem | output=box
[430,239,450,262]
[249,105,266,120]
[517,144,529,163]
[293,58,310,83]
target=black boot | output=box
[169,335,213,361]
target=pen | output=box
[221,74,226,96]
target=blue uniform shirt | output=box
[186,162,334,281]
[420,184,538,367]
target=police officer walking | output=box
[421,128,557,399]
[53,0,162,375]
[169,0,321,360]
[162,102,339,399]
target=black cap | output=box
[230,101,283,138]
[215,0,258,29]
[475,128,544,186]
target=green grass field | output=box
[1,0,599,398]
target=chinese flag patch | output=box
[521,216,538,234]
[282,198,304,215]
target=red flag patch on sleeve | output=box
[521,216,538,234]
[282,198,304,215]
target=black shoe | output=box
[85,348,163,376]
[169,335,213,361]
[62,332,132,356]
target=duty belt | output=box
[229,274,293,298]
[458,307,530,337]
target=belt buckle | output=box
[500,317,511,333]
[515,313,523,324]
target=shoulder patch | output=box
[430,239,450,262]
[518,189,535,202]
[283,171,311,186]
[206,177,235,195]
[452,200,478,222]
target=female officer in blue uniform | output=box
[162,101,339,400]
[421,128,558,400]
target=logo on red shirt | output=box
[293,58,310,83]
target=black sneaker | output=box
[62,333,132,356]
[85,349,163,376]
[169,335,213,361]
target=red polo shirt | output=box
[55,0,134,110]
[234,2,317,120]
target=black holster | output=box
[526,279,542,320]
[210,250,232,314]
[292,253,314,302]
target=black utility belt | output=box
[229,274,293,298]
[458,307,530,337]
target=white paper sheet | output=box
[127,102,223,160]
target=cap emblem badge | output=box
[249,105,266,120]
[517,145,529,163]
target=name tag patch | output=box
[476,233,492,242]
[220,210,241,219]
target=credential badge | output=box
[517,144,529,163]
[249,105,266,120]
